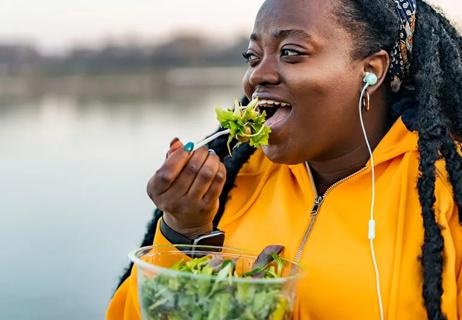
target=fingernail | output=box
[169,137,179,147]
[208,149,216,155]
[183,142,194,152]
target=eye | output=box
[281,48,302,57]
[242,51,260,64]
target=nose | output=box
[246,56,280,88]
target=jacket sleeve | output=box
[106,218,187,320]
[456,222,462,320]
[459,264,462,320]
[106,266,141,320]
[448,205,462,319]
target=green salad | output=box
[140,245,290,320]
[215,98,271,155]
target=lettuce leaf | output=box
[215,98,271,155]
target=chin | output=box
[261,144,301,165]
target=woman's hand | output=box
[147,138,227,239]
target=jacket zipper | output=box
[294,164,367,263]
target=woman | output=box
[107,0,462,319]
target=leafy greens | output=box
[140,245,290,320]
[215,98,271,155]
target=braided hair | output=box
[336,1,462,319]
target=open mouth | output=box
[256,99,292,128]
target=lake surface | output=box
[0,84,243,319]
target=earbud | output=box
[363,72,378,87]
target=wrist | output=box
[160,217,225,249]
[162,213,213,239]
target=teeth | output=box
[256,99,290,107]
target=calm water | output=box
[0,85,243,319]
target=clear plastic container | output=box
[129,244,303,320]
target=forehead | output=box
[253,0,339,40]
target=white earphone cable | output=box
[359,83,384,320]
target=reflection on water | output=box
[0,85,243,319]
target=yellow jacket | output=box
[107,118,462,319]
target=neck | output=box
[308,143,371,196]
[308,103,390,196]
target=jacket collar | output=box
[287,116,418,177]
[367,116,418,167]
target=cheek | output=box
[288,70,360,138]
[289,65,358,114]
[242,69,253,99]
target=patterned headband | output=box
[389,0,417,93]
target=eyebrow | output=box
[250,29,313,41]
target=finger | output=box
[166,138,183,158]
[202,161,226,203]
[149,144,192,195]
[169,137,179,147]
[160,146,210,197]
[187,150,221,200]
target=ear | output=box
[361,49,390,95]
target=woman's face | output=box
[243,0,366,164]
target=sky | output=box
[0,0,460,53]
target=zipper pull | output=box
[311,196,324,216]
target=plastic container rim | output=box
[128,244,304,284]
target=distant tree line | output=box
[0,34,250,76]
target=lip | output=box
[250,93,293,141]
[251,94,292,106]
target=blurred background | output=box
[0,0,460,319]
